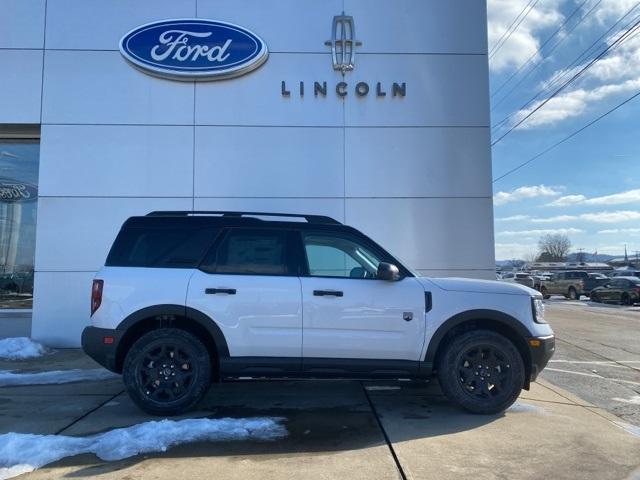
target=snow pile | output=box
[0,417,286,479]
[508,401,546,415]
[0,338,47,360]
[0,368,118,387]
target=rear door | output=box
[187,227,303,373]
[298,230,426,369]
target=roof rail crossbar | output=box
[145,211,342,225]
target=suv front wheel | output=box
[123,328,212,416]
[437,330,524,414]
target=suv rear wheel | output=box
[123,328,211,416]
[568,287,579,300]
[437,330,524,414]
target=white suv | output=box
[82,211,554,416]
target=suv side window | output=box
[302,231,383,278]
[556,272,565,280]
[207,228,293,275]
[106,227,219,268]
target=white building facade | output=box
[0,0,494,346]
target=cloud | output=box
[598,227,640,234]
[495,242,539,260]
[496,214,531,221]
[547,189,640,206]
[487,0,565,72]
[581,210,640,222]
[510,13,640,128]
[493,184,563,205]
[530,210,640,223]
[497,228,584,236]
[546,194,587,206]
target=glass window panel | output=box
[303,233,382,278]
[214,229,290,275]
[0,140,39,309]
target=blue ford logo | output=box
[119,19,268,81]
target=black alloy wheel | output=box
[437,330,524,414]
[123,328,211,416]
[621,293,632,306]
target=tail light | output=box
[91,279,104,316]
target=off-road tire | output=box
[123,328,211,416]
[568,287,578,301]
[540,286,550,300]
[437,330,525,415]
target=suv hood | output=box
[418,277,536,296]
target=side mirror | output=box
[377,262,400,281]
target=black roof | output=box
[122,211,346,230]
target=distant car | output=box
[540,271,588,300]
[585,273,610,295]
[590,277,640,305]
[501,272,535,289]
[609,270,640,279]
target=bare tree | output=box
[523,251,539,264]
[537,234,572,262]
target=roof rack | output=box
[145,211,342,225]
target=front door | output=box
[187,228,302,373]
[299,230,426,370]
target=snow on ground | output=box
[508,401,546,415]
[0,338,48,360]
[0,368,118,387]
[0,417,287,479]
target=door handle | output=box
[205,288,236,295]
[313,290,343,297]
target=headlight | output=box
[532,297,546,324]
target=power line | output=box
[491,0,591,100]
[492,89,640,183]
[492,0,603,112]
[489,0,541,60]
[492,2,640,132]
[491,17,640,146]
[488,0,537,56]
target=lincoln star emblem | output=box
[325,14,362,73]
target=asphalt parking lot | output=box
[541,297,640,427]
[1,302,639,480]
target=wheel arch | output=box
[113,304,229,374]
[425,309,534,389]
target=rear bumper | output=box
[81,326,123,373]
[527,334,555,382]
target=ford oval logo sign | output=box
[119,19,268,81]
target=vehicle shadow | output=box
[54,380,504,478]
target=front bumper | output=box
[81,326,124,373]
[527,334,555,382]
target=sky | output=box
[487,0,640,260]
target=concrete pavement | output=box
[1,349,639,480]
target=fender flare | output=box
[424,309,532,366]
[116,304,230,358]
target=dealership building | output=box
[0,0,494,346]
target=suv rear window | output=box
[106,227,219,268]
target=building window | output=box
[0,138,39,309]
